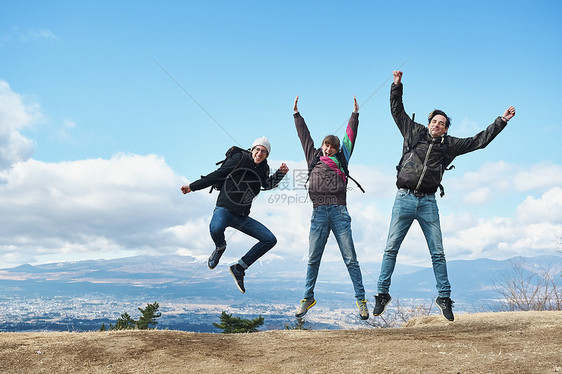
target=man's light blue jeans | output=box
[209,206,277,269]
[303,205,366,301]
[377,189,451,298]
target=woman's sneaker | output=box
[295,298,316,318]
[373,293,392,316]
[356,299,369,320]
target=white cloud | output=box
[0,154,205,267]
[1,27,57,44]
[514,165,562,191]
[54,119,77,142]
[442,187,562,261]
[446,161,562,205]
[24,29,56,42]
[464,186,492,205]
[516,187,562,224]
[454,116,481,137]
[0,81,39,170]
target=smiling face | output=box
[251,145,268,164]
[428,114,448,138]
[321,142,338,157]
[321,135,340,157]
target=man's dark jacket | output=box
[391,82,508,194]
[189,152,285,216]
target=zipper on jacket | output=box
[414,139,435,191]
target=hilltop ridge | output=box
[1,311,560,373]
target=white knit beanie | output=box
[251,136,271,155]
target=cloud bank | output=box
[1,155,560,269]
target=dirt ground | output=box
[1,311,561,374]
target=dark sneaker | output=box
[435,297,455,321]
[229,265,245,293]
[208,244,226,269]
[373,293,392,316]
[295,298,316,318]
[356,299,369,320]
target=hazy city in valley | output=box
[1,254,560,332]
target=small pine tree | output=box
[102,302,163,331]
[284,317,310,330]
[213,311,264,333]
[137,302,162,330]
[110,312,137,330]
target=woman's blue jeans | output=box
[377,189,451,298]
[303,205,366,301]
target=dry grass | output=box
[1,311,561,373]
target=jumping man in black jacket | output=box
[373,71,516,321]
[181,137,289,293]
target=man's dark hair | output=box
[428,109,451,128]
[322,135,340,151]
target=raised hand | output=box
[393,70,403,85]
[502,106,516,121]
[279,163,289,174]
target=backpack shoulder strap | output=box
[304,150,322,187]
[335,151,365,193]
[437,136,455,197]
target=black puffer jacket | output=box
[391,82,508,194]
[189,152,286,216]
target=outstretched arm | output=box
[262,163,290,190]
[341,96,360,162]
[183,153,243,193]
[293,97,317,164]
[502,106,516,122]
[390,70,418,139]
[449,109,513,157]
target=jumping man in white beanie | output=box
[181,138,289,293]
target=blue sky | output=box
[0,1,561,271]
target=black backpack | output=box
[207,146,251,193]
[306,150,365,193]
[395,114,455,197]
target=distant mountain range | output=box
[1,254,561,308]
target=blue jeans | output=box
[303,205,366,300]
[209,207,277,269]
[377,189,451,298]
